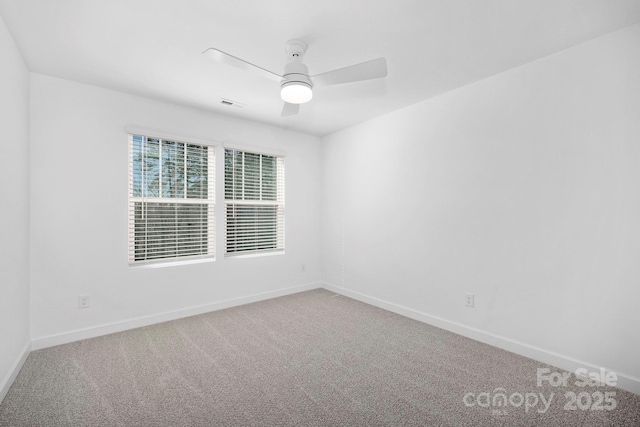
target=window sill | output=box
[224,250,285,260]
[129,257,215,269]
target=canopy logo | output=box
[463,389,554,414]
[463,367,620,417]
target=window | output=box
[224,148,285,256]
[128,134,215,264]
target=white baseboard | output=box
[322,282,640,396]
[0,340,31,404]
[31,282,322,351]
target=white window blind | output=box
[224,148,285,256]
[128,134,215,264]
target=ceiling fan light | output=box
[281,82,313,104]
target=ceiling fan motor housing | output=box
[281,60,312,89]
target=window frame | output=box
[127,131,216,266]
[223,147,285,258]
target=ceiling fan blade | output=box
[281,102,300,117]
[202,48,282,82]
[312,58,387,87]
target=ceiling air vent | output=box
[220,98,247,109]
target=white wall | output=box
[0,13,30,399]
[322,23,640,386]
[29,74,322,343]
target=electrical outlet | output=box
[301,264,306,273]
[78,295,91,309]
[465,293,474,308]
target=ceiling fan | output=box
[203,40,387,117]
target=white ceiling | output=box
[1,0,639,136]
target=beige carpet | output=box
[1,289,639,426]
